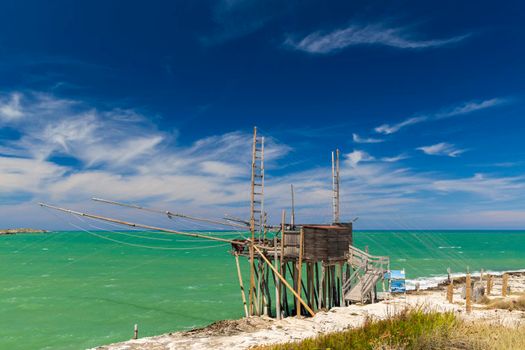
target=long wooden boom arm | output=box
[39,202,239,244]
[91,197,247,229]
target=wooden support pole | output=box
[465,273,472,313]
[253,244,315,317]
[319,262,326,309]
[280,210,286,265]
[280,210,286,316]
[257,258,264,316]
[337,262,343,306]
[234,253,249,317]
[308,263,314,308]
[133,324,138,340]
[288,261,298,312]
[263,265,271,316]
[327,266,333,308]
[486,274,492,295]
[252,262,260,316]
[502,273,509,297]
[314,262,320,310]
[282,261,290,317]
[274,236,281,320]
[296,228,304,316]
[290,185,295,228]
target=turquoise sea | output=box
[1,230,524,349]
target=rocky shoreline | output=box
[0,228,47,235]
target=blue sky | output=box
[0,0,524,229]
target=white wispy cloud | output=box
[374,98,506,135]
[284,23,469,54]
[352,133,384,144]
[0,91,291,210]
[417,142,465,157]
[431,173,525,200]
[346,150,375,167]
[1,91,524,229]
[0,93,24,121]
[381,154,409,163]
[374,117,427,135]
[434,98,506,119]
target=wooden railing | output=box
[343,245,390,303]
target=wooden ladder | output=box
[249,127,266,316]
[250,127,265,239]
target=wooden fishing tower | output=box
[230,127,390,318]
[39,126,390,320]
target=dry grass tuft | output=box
[483,295,525,311]
[255,308,525,350]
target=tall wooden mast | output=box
[332,149,340,224]
[248,126,265,315]
[290,184,295,228]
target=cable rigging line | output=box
[69,221,230,251]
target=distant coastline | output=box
[0,228,47,235]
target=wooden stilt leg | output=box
[274,236,281,320]
[234,253,249,317]
[296,228,304,317]
[282,261,290,316]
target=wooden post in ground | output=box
[465,273,472,313]
[502,273,509,297]
[447,280,453,303]
[486,274,492,295]
[234,253,249,317]
[133,324,138,339]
